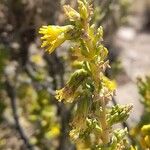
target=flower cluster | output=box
[39,0,132,149]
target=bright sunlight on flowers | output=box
[39,25,73,53]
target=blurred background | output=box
[0,0,150,149]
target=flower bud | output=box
[78,0,88,20]
[144,135,150,147]
[55,69,88,102]
[141,124,150,135]
[108,104,133,125]
[64,5,80,21]
[97,26,103,39]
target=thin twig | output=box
[5,79,34,150]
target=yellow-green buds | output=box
[98,76,116,102]
[141,124,150,135]
[111,128,128,149]
[71,93,92,130]
[108,104,133,126]
[64,0,90,22]
[97,26,103,39]
[143,135,150,148]
[69,128,80,142]
[140,124,150,148]
[64,5,80,21]
[55,69,89,102]
[98,46,108,60]
[78,0,88,20]
[39,25,73,53]
[86,118,102,133]
[114,128,128,140]
[102,76,116,92]
[130,146,138,150]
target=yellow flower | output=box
[56,69,88,103]
[45,125,60,139]
[39,25,73,53]
[55,86,78,103]
[102,76,117,92]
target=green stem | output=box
[82,19,109,144]
[91,63,109,144]
[99,97,109,144]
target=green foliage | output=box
[130,76,150,149]
[39,0,132,149]
[108,104,132,126]
[0,44,9,76]
[0,44,9,122]
[137,76,150,111]
[17,82,60,149]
